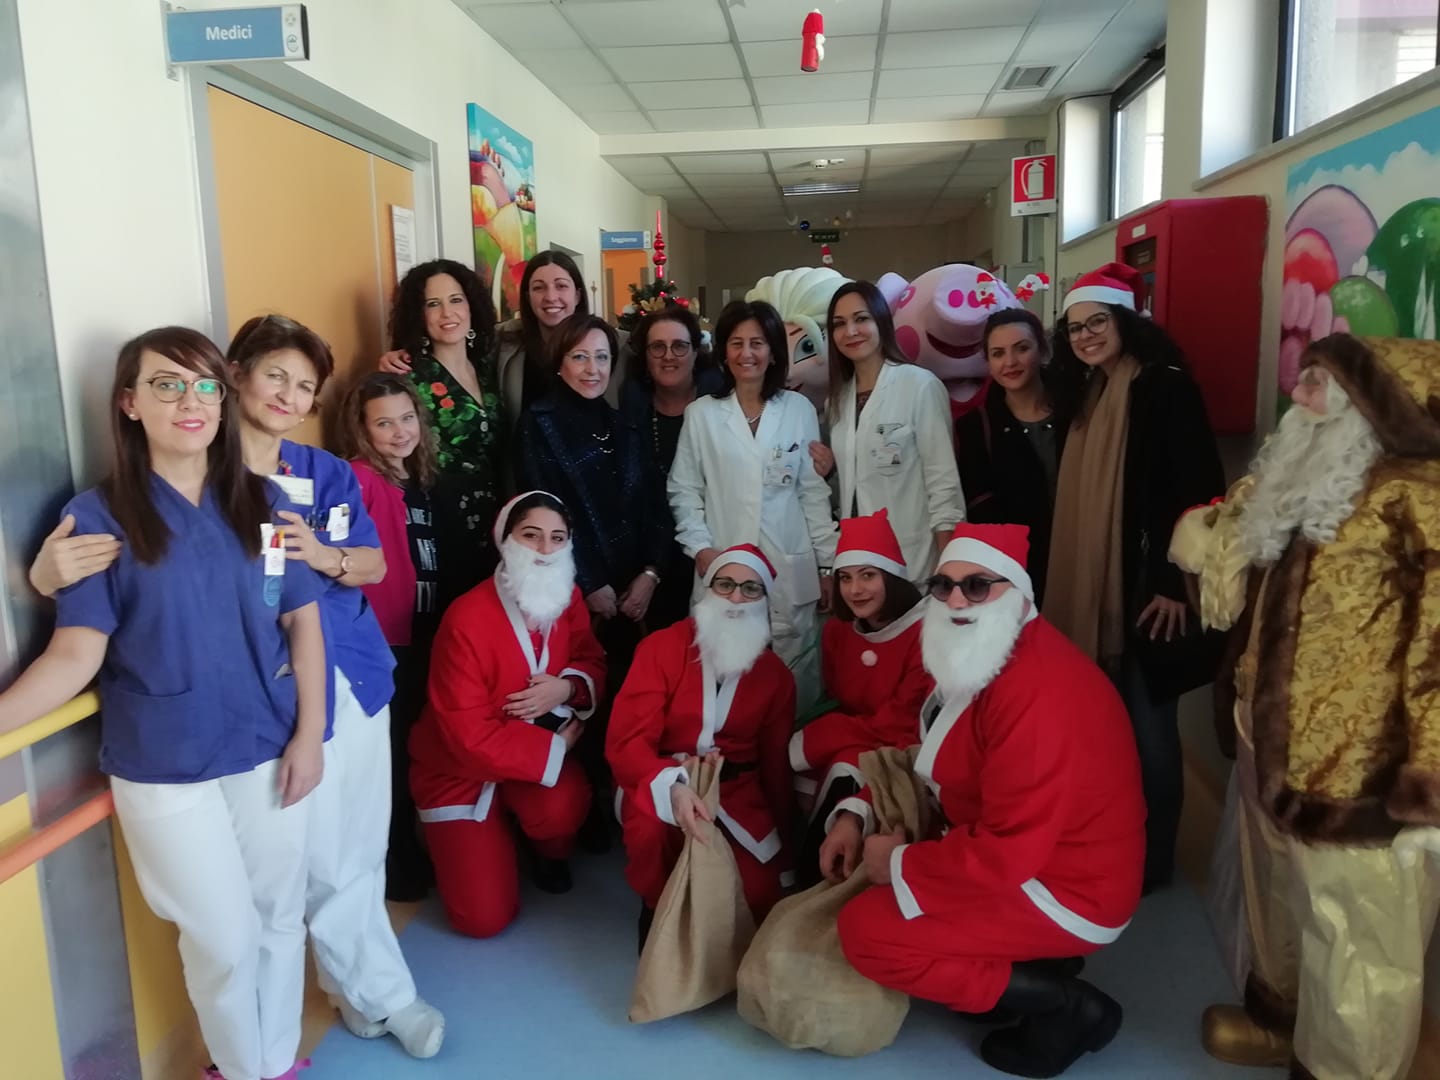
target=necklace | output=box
[743,402,764,425]
[592,428,614,456]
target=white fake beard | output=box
[497,538,576,630]
[693,590,772,680]
[921,587,1028,702]
[1237,381,1382,567]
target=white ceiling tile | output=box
[869,143,974,166]
[865,162,958,181]
[513,49,616,85]
[650,107,760,132]
[863,175,949,194]
[606,155,675,174]
[1055,28,1163,93]
[1016,18,1108,61]
[466,5,586,50]
[752,72,874,106]
[582,111,656,134]
[761,100,871,127]
[882,28,1026,68]
[562,1,731,47]
[770,161,865,183]
[673,153,770,174]
[871,95,988,123]
[461,0,552,5]
[877,64,1006,98]
[1038,0,1128,17]
[728,1,881,43]
[631,79,752,109]
[981,92,1054,116]
[599,43,742,82]
[887,0,1043,32]
[689,177,775,193]
[553,82,636,112]
[741,35,878,78]
[965,138,1033,160]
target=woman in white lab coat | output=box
[811,281,963,583]
[668,299,838,712]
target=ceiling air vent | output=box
[1002,65,1055,91]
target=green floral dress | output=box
[409,348,506,598]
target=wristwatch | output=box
[642,567,661,584]
[331,549,353,579]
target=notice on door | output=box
[391,205,416,280]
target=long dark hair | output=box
[389,259,497,359]
[625,304,711,394]
[101,327,270,564]
[826,281,908,417]
[227,314,337,410]
[336,373,438,489]
[1050,304,1188,419]
[711,300,790,401]
[832,567,922,626]
[519,251,588,378]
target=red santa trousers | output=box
[619,797,784,922]
[423,761,589,939]
[837,879,1101,1014]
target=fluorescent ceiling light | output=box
[782,181,860,197]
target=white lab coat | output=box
[830,362,964,583]
[668,390,839,706]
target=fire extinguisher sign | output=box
[1011,154,1057,217]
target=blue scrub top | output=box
[54,476,325,784]
[275,441,396,723]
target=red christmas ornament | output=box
[801,9,825,73]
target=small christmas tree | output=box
[617,278,695,332]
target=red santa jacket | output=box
[845,615,1145,942]
[409,577,606,820]
[606,618,795,864]
[792,601,932,782]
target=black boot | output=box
[960,958,1087,1024]
[978,966,1122,1078]
[529,857,573,894]
[637,904,655,954]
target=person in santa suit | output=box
[605,543,796,947]
[408,491,606,938]
[789,509,930,878]
[822,522,1146,1079]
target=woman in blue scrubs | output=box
[0,327,327,1080]
[225,315,444,1059]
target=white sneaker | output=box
[383,997,445,1059]
[334,997,384,1040]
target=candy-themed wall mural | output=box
[467,104,538,319]
[1281,104,1440,414]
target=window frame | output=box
[1274,0,1440,141]
[1109,46,1166,221]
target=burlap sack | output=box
[628,755,756,1023]
[736,745,930,1056]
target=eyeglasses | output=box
[926,573,1007,604]
[710,577,766,601]
[142,375,226,404]
[646,341,694,359]
[1065,312,1112,339]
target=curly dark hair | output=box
[624,304,712,393]
[388,258,497,359]
[1050,304,1188,418]
[711,300,790,401]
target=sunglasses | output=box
[926,573,1007,604]
[711,577,766,600]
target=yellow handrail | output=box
[0,691,100,761]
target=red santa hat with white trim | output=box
[1061,261,1147,316]
[702,543,778,592]
[938,522,1033,603]
[833,508,906,578]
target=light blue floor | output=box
[307,851,1281,1078]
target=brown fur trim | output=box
[1310,338,1440,458]
[1244,972,1297,1034]
[1387,763,1440,825]
[1250,541,1312,832]
[1272,787,1401,842]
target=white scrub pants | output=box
[112,757,307,1080]
[306,669,417,1021]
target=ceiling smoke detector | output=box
[812,157,845,169]
[1002,65,1056,91]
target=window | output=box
[1280,0,1440,137]
[1112,65,1166,219]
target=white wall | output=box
[17,0,652,484]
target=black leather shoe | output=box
[979,969,1122,1078]
[959,959,1088,1025]
[530,857,573,894]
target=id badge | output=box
[326,503,351,542]
[763,446,796,487]
[260,524,286,607]
[871,443,903,467]
[270,474,315,506]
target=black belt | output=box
[720,760,756,781]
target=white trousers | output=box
[306,669,417,1021]
[112,757,307,1080]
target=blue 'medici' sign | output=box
[165,5,309,65]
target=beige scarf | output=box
[1044,355,1139,667]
